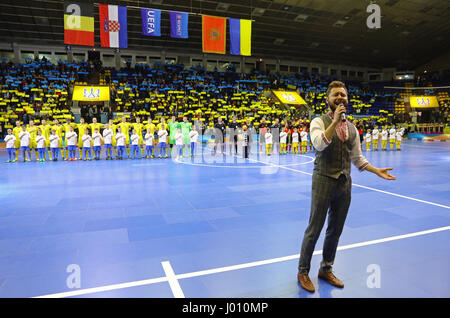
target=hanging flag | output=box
[202,15,226,54]
[64,1,94,46]
[229,18,252,56]
[141,8,161,36]
[170,11,189,39]
[99,4,127,48]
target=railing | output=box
[414,123,446,134]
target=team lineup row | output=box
[2,116,314,162]
[3,116,406,162]
[362,127,405,151]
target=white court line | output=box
[34,276,168,298]
[33,225,450,298]
[161,261,185,298]
[246,157,450,210]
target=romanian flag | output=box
[229,18,252,56]
[64,1,94,46]
[202,15,226,54]
[99,4,128,48]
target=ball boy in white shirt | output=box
[65,126,78,161]
[189,127,199,158]
[82,130,92,161]
[102,123,114,160]
[4,129,16,163]
[130,129,141,159]
[158,127,168,159]
[49,129,60,161]
[115,127,126,160]
[265,130,273,156]
[144,128,154,159]
[92,128,102,160]
[19,125,32,162]
[35,129,47,162]
[174,128,183,159]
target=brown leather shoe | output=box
[298,273,315,292]
[318,270,344,288]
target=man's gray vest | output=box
[313,115,356,179]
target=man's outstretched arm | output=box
[364,164,396,180]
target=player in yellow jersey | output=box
[63,118,76,160]
[77,117,90,160]
[39,119,52,160]
[89,117,104,135]
[117,116,131,158]
[132,117,145,157]
[27,120,39,160]
[12,121,22,161]
[144,116,156,156]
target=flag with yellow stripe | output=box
[229,18,252,56]
[64,1,94,46]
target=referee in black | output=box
[228,116,240,155]
[214,116,227,156]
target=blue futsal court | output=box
[0,139,449,298]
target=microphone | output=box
[338,103,346,121]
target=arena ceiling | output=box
[0,0,449,70]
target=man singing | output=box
[297,81,396,293]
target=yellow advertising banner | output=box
[409,96,439,108]
[72,86,110,101]
[272,90,306,105]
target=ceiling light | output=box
[273,38,285,45]
[252,8,265,16]
[294,14,309,22]
[216,3,230,12]
[333,20,348,27]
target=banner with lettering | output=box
[409,96,439,108]
[73,86,110,101]
[170,11,189,39]
[141,8,161,36]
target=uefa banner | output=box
[73,86,110,101]
[170,11,189,38]
[141,8,161,36]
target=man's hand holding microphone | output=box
[325,102,347,141]
[333,103,347,124]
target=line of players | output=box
[362,125,405,151]
[260,127,311,156]
[3,115,316,162]
[3,116,201,162]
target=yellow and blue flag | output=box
[229,18,251,56]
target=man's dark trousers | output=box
[298,172,351,274]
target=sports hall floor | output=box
[0,139,449,298]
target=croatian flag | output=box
[99,4,127,48]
